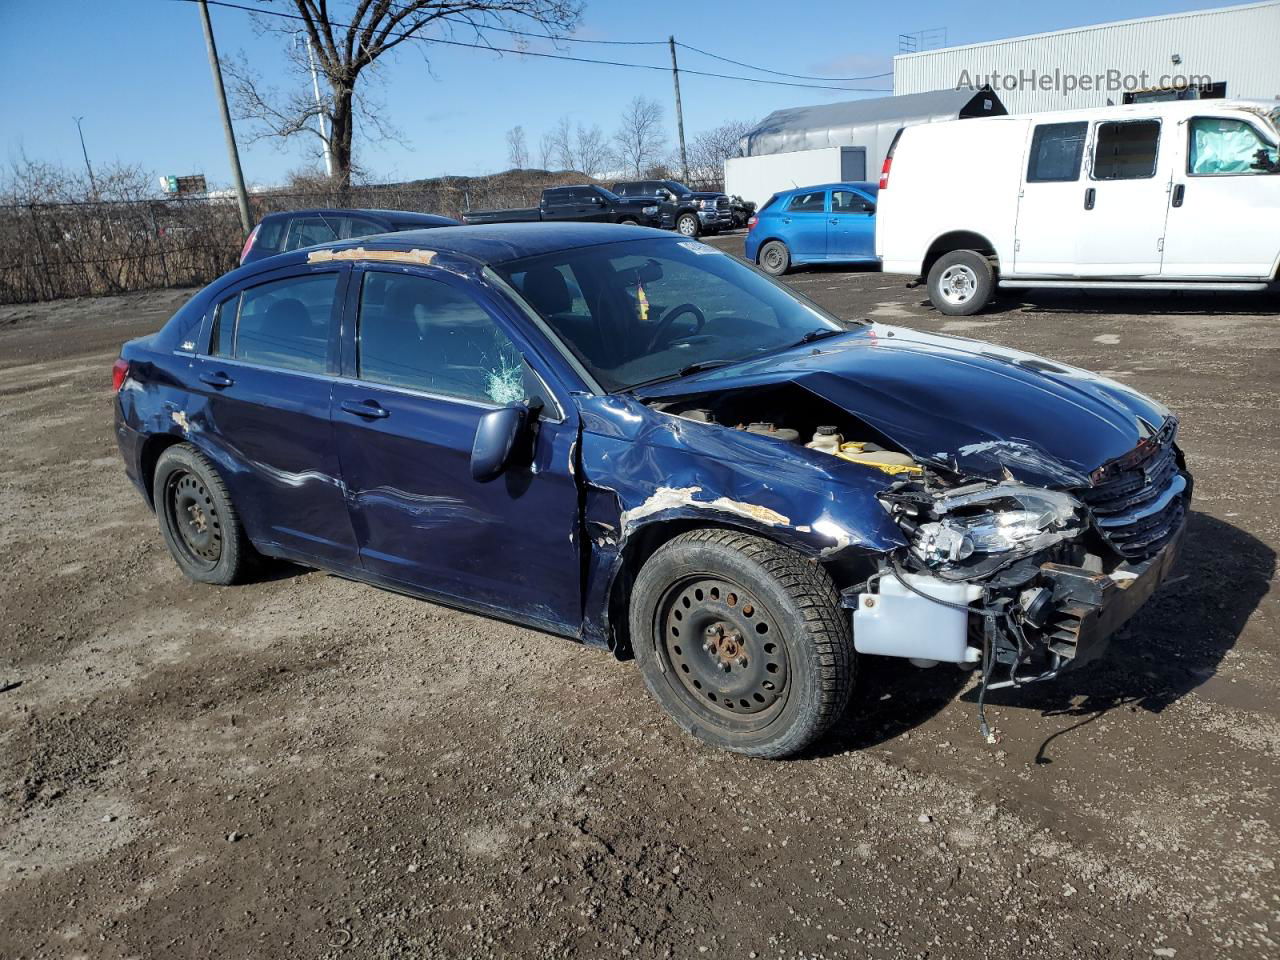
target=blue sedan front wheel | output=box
[758,240,790,276]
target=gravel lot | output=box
[2,237,1277,959]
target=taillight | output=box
[747,215,758,230]
[112,358,130,393]
[878,155,893,190]
[880,127,904,190]
[239,223,261,264]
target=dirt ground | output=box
[1,240,1278,960]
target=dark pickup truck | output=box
[612,179,734,237]
[464,185,662,227]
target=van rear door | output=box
[1161,113,1280,279]
[1013,121,1090,275]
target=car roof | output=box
[232,222,676,279]
[258,208,456,224]
[777,182,878,196]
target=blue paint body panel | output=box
[744,182,879,267]
[114,222,1178,652]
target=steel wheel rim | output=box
[166,470,222,569]
[655,576,789,729]
[678,217,697,236]
[939,264,977,305]
[762,245,783,271]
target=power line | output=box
[675,41,892,82]
[169,0,892,93]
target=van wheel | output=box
[630,529,853,759]
[153,444,251,585]
[758,240,790,276]
[676,213,701,237]
[927,250,994,316]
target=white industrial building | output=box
[893,1,1280,113]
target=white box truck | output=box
[725,146,867,211]
[876,99,1280,315]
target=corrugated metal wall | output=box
[893,1,1280,114]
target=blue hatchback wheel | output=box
[759,240,790,276]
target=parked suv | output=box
[877,98,1280,315]
[612,180,732,236]
[240,208,458,265]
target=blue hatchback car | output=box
[114,222,1190,758]
[744,182,878,276]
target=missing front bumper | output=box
[1036,519,1186,667]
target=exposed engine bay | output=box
[648,387,1190,741]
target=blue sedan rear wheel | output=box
[153,444,252,586]
[758,240,790,276]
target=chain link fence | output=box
[0,172,590,305]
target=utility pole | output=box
[669,36,689,183]
[301,34,335,178]
[72,117,99,199]
[197,0,252,236]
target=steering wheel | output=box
[646,302,706,352]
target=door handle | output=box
[199,371,234,388]
[1084,187,1096,210]
[829,218,839,224]
[1172,184,1185,207]
[340,399,389,419]
[782,217,792,224]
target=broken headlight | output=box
[910,483,1084,566]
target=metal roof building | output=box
[893,1,1280,114]
[737,87,1006,167]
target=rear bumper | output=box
[1038,519,1186,667]
[114,406,150,504]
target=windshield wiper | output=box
[793,327,845,346]
[626,358,741,392]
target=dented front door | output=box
[331,266,583,632]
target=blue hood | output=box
[636,325,1171,488]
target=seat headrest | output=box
[264,297,313,337]
[520,267,572,316]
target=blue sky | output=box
[0,0,1246,190]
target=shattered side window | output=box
[358,271,528,405]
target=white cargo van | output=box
[876,99,1280,315]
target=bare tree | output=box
[225,2,582,187]
[687,119,755,187]
[549,116,575,172]
[537,131,555,170]
[612,97,666,178]
[574,124,609,179]
[505,125,528,170]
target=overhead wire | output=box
[169,0,892,92]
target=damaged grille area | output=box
[1078,428,1188,560]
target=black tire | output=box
[758,240,790,276]
[618,217,639,226]
[926,250,994,316]
[676,213,701,238]
[152,443,252,585]
[630,529,853,759]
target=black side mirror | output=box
[470,403,529,482]
[1250,148,1280,173]
[864,203,876,214]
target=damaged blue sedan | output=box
[114,223,1190,758]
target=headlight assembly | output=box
[642,205,659,215]
[909,483,1083,567]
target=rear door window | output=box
[1027,121,1089,182]
[787,191,827,212]
[1092,120,1161,180]
[357,271,528,405]
[1188,117,1279,175]
[216,273,339,374]
[341,215,387,239]
[283,216,342,251]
